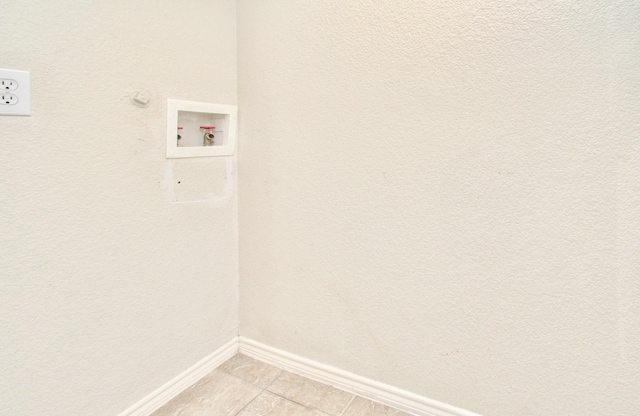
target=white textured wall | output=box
[237,2,640,415]
[0,1,238,414]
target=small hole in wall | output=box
[178,181,181,184]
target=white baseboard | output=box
[118,338,238,416]
[238,336,481,416]
[119,336,481,416]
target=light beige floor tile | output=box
[219,354,283,389]
[342,396,411,416]
[237,391,326,416]
[152,369,261,416]
[267,371,353,416]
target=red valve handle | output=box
[200,125,216,130]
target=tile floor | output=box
[152,354,411,416]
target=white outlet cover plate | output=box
[0,69,31,116]
[166,99,237,158]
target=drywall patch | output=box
[164,158,234,205]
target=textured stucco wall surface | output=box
[0,1,238,414]
[237,2,640,415]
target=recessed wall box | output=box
[166,99,237,158]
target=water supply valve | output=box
[200,125,216,146]
[177,126,183,146]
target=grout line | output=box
[257,357,357,416]
[228,356,287,416]
[267,391,311,409]
[263,368,284,391]
[263,376,355,416]
[231,374,268,416]
[216,356,265,416]
[232,387,264,416]
[263,389,337,415]
[338,395,356,416]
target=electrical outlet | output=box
[1,79,19,91]
[1,94,19,105]
[0,69,30,116]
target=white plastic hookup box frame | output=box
[166,99,238,158]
